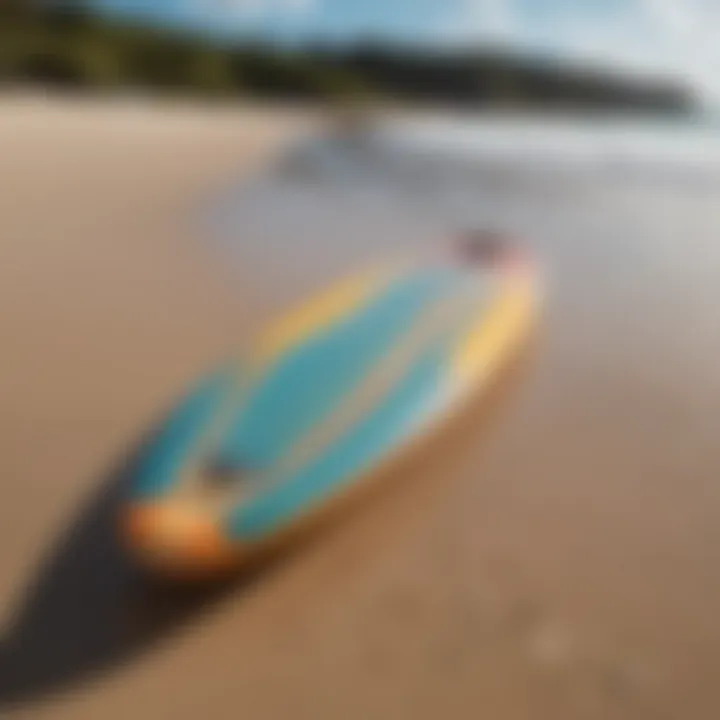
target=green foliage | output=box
[0,2,694,113]
[187,50,237,96]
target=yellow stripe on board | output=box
[216,277,483,513]
[253,266,395,365]
[452,277,537,384]
[171,265,397,500]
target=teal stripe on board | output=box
[213,269,461,471]
[132,371,230,499]
[227,348,448,540]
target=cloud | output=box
[198,0,316,19]
[443,0,719,99]
[636,0,720,96]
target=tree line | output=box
[0,1,695,113]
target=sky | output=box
[95,0,720,101]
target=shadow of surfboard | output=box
[0,418,281,711]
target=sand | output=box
[1,94,720,719]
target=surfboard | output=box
[123,235,540,576]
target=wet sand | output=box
[2,96,720,719]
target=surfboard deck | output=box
[123,238,540,577]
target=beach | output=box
[2,95,720,718]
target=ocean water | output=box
[210,112,720,275]
[376,114,720,171]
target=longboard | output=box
[123,236,540,576]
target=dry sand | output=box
[1,94,720,719]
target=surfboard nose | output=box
[122,503,237,576]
